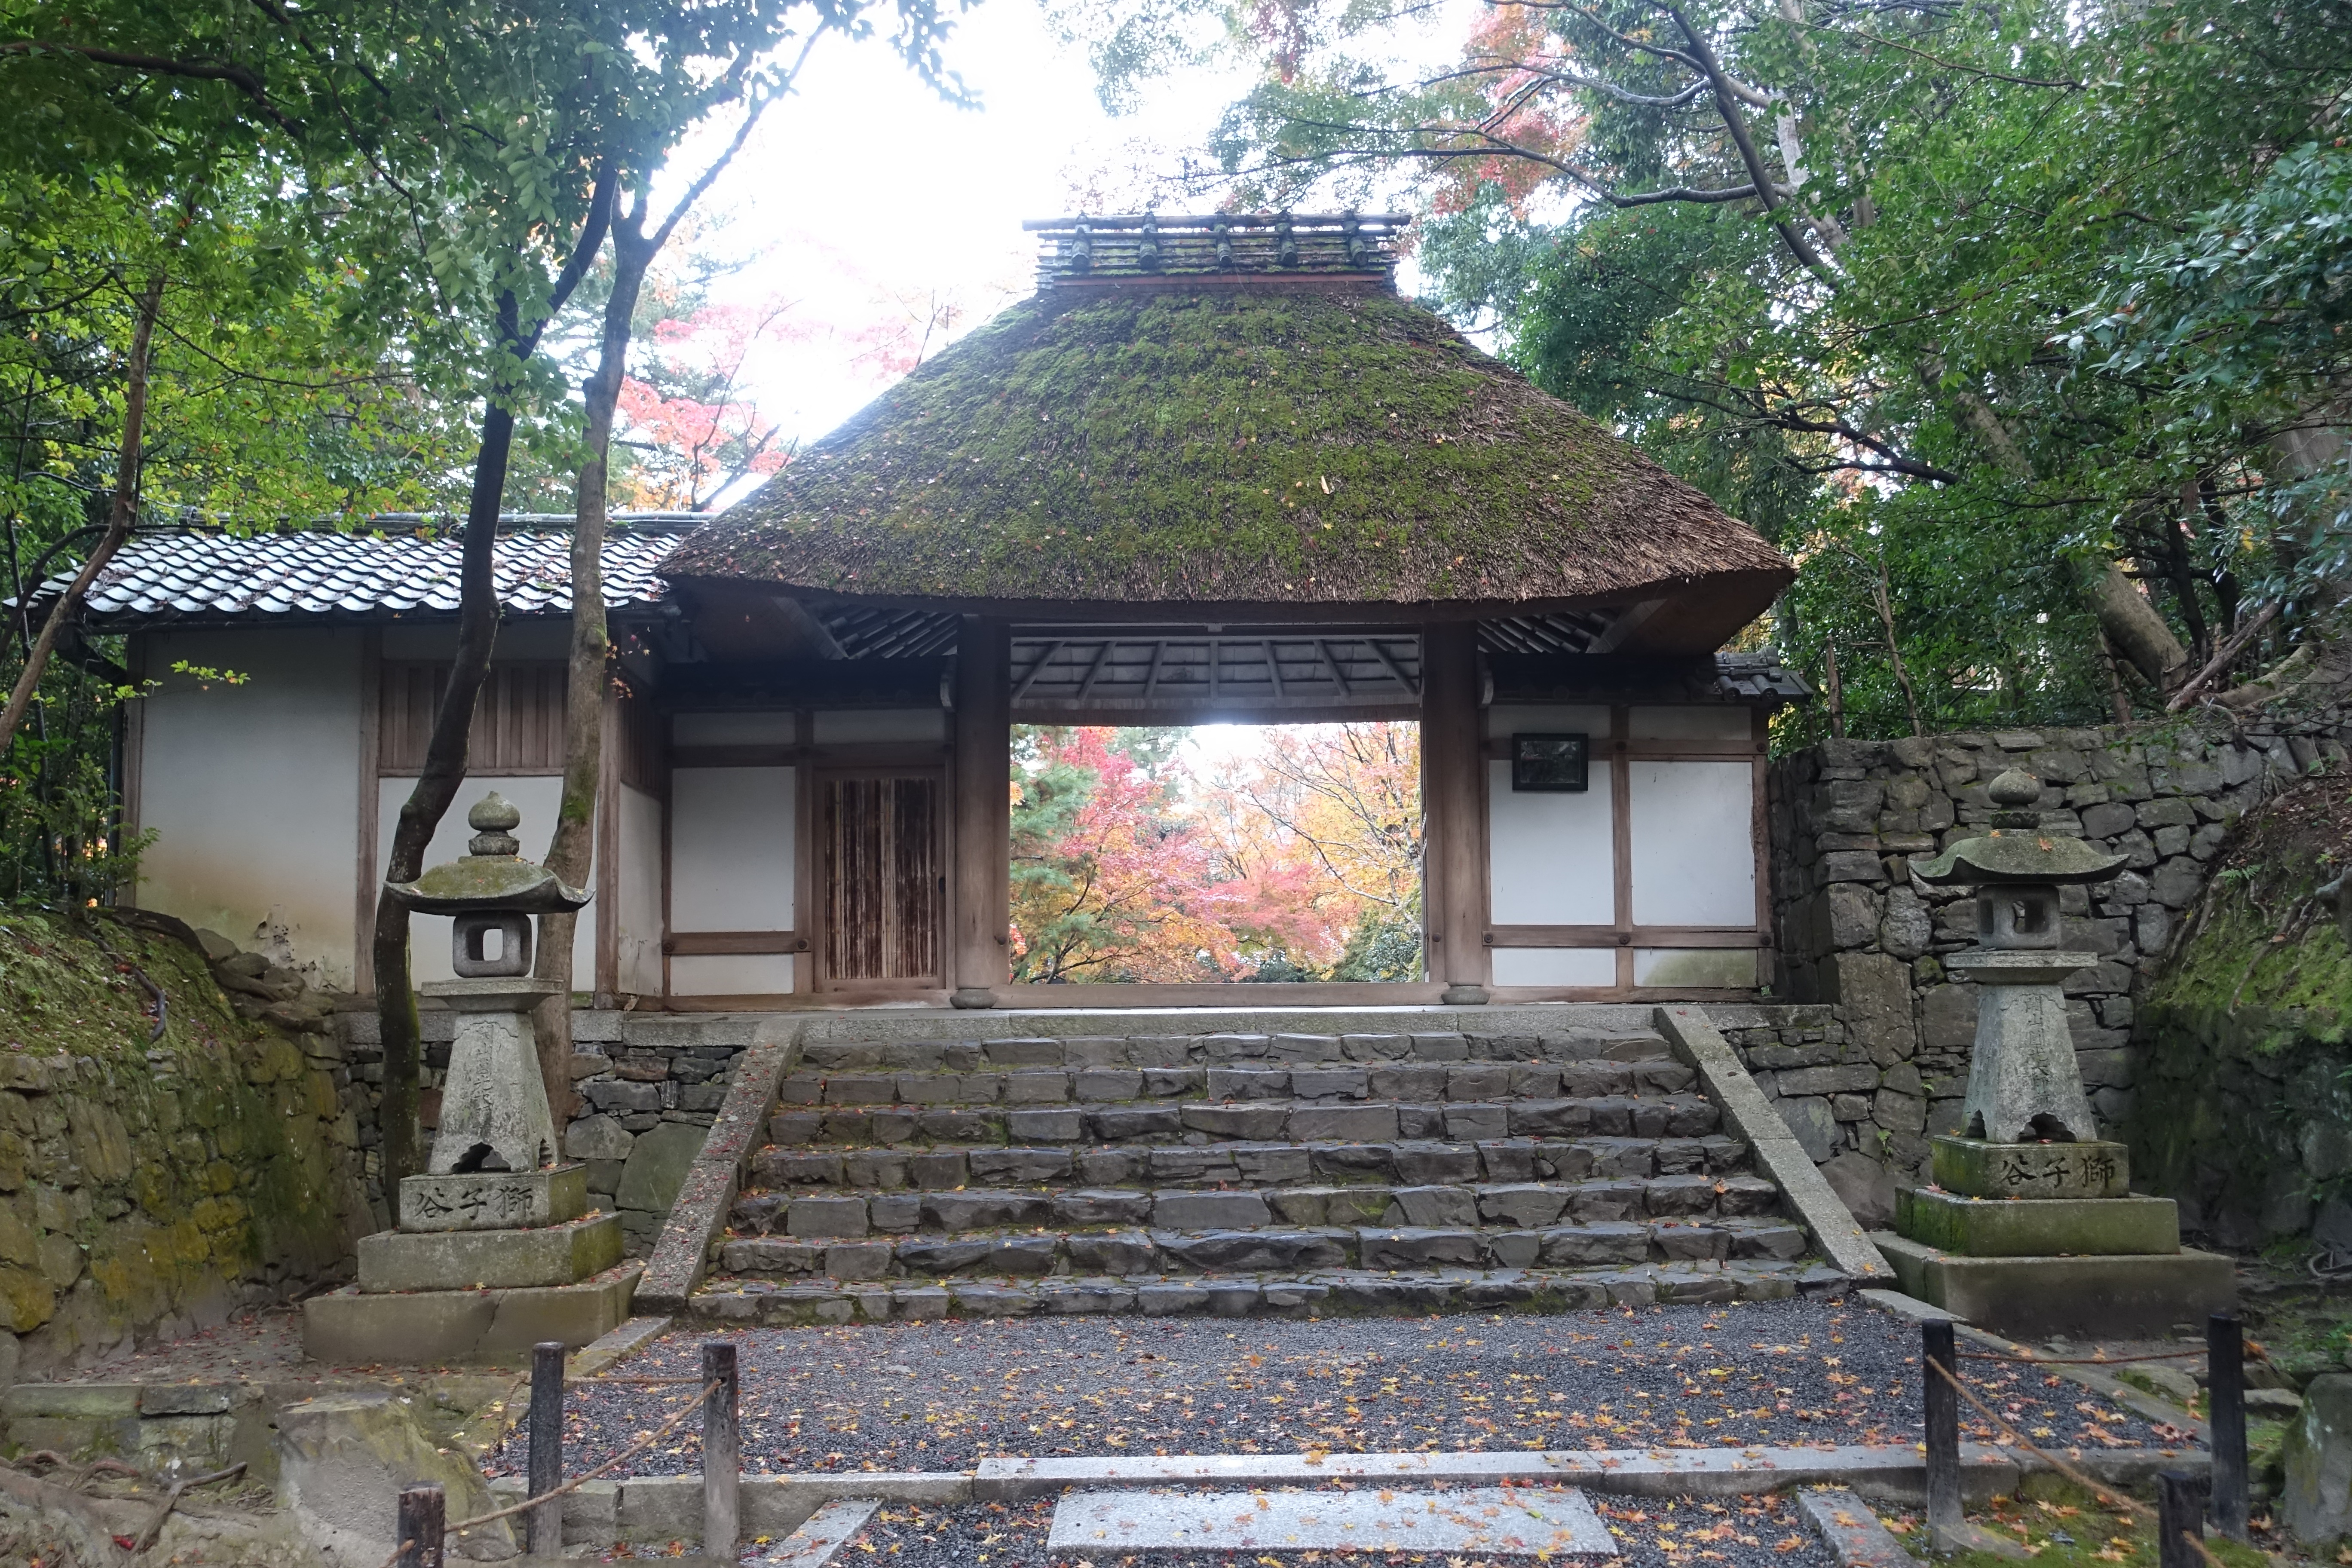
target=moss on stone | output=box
[2134,773,2352,1247]
[0,913,363,1356]
[665,284,1792,606]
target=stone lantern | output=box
[1880,767,2233,1335]
[301,793,637,1363]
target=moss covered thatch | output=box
[665,285,1792,609]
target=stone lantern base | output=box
[1878,1134,2234,1338]
[302,982,640,1363]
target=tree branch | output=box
[2,39,303,136]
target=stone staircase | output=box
[685,1008,1848,1324]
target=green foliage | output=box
[1137,0,2352,740]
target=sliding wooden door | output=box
[818,770,943,990]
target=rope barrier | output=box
[369,1377,721,1568]
[1929,1355,2245,1568]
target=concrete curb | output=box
[487,1442,2211,1548]
[1655,1006,1892,1283]
[1798,1486,1918,1568]
[571,1314,672,1379]
[637,1023,802,1312]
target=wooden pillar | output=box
[950,615,1011,1008]
[1421,622,1488,1005]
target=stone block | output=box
[2150,857,2205,908]
[2282,1374,2352,1545]
[1876,1235,2233,1338]
[300,1265,638,1363]
[279,1390,516,1560]
[1896,1188,2179,1257]
[615,1119,706,1214]
[1930,1135,2128,1198]
[786,1197,871,1238]
[1358,1226,1482,1268]
[1826,951,1917,1062]
[356,1214,623,1291]
[1821,850,1885,884]
[1290,1105,1400,1142]
[398,1165,587,1233]
[1776,1063,1880,1096]
[566,1114,635,1162]
[1776,1095,1839,1162]
[1152,1190,1271,1229]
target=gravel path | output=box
[796,1486,1846,1568]
[493,1299,2185,1479]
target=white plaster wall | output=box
[1486,758,1614,926]
[669,767,795,934]
[135,628,364,987]
[377,775,595,985]
[1484,704,1609,741]
[1491,948,1617,986]
[1628,705,1751,740]
[669,954,796,995]
[616,784,664,996]
[1627,760,1755,926]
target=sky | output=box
[638,0,1472,477]
[659,2,1249,458]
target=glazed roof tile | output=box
[38,521,689,627]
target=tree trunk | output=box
[532,218,656,1119]
[2095,560,2190,692]
[0,268,165,757]
[373,404,515,1186]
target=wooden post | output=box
[396,1481,445,1568]
[1420,622,1487,1004]
[702,1339,740,1559]
[2158,1470,2209,1568]
[950,615,1010,1008]
[1922,1320,1961,1548]
[528,1341,565,1555]
[2208,1312,2248,1540]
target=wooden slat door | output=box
[819,772,943,986]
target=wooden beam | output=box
[949,616,1011,1007]
[594,675,622,1008]
[354,628,382,991]
[665,931,802,955]
[1421,622,1488,1004]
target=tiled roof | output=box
[40,522,691,627]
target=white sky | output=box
[647,0,1470,470]
[665,3,1241,455]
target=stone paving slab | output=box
[753,1499,880,1567]
[1796,1487,1916,1568]
[1047,1485,1618,1557]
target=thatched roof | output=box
[663,281,1792,621]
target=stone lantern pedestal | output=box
[303,795,639,1364]
[1876,771,2234,1336]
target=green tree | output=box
[1100,0,2352,738]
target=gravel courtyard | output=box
[493,1298,2187,1479]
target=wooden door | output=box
[819,771,943,987]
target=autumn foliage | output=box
[1008,722,1424,984]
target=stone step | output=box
[794,1029,1676,1073]
[732,1173,1782,1239]
[686,1260,1850,1324]
[715,1212,1809,1280]
[767,1095,1722,1149]
[779,1058,1697,1106]
[746,1134,1751,1193]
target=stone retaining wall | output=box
[0,919,371,1383]
[1763,710,2350,1219]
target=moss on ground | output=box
[1875,1478,2276,1566]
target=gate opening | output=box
[1008,722,1424,985]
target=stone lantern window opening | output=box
[453,911,534,977]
